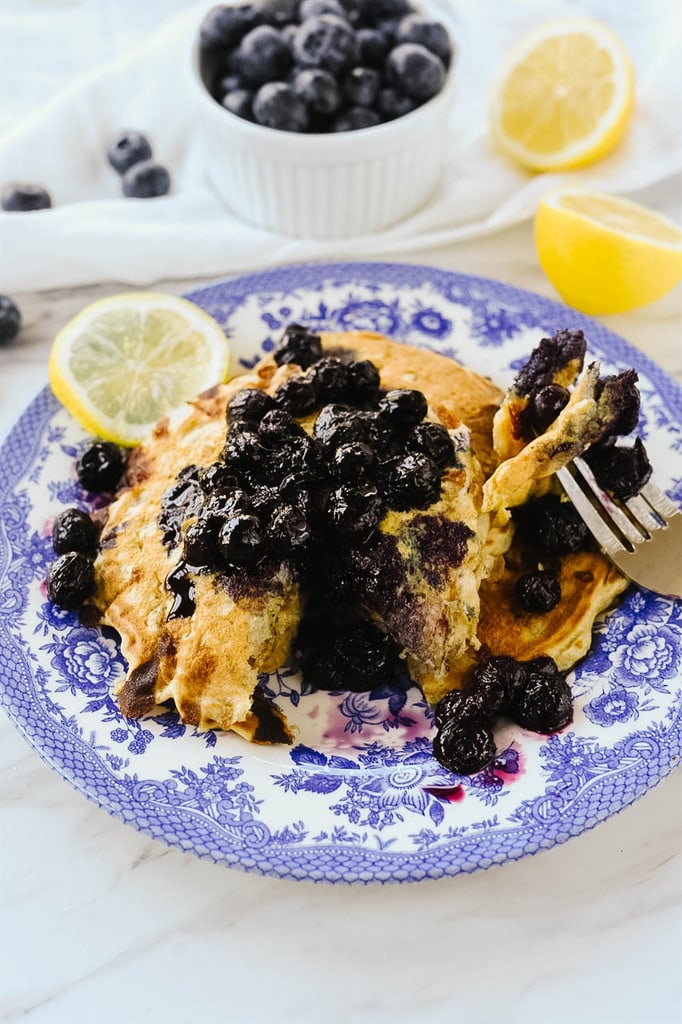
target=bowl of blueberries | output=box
[191,0,457,238]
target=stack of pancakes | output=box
[92,331,627,739]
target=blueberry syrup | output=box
[423,784,464,803]
[166,561,196,620]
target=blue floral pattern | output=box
[0,262,680,884]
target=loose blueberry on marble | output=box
[0,295,21,346]
[1,183,52,212]
[122,160,171,199]
[107,131,153,175]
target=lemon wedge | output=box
[49,293,231,445]
[489,17,635,172]
[534,189,682,315]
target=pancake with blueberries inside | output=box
[45,323,646,773]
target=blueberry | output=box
[515,571,562,614]
[221,88,255,120]
[106,131,153,175]
[525,383,570,435]
[370,0,411,18]
[433,720,496,775]
[333,106,381,131]
[356,27,390,67]
[434,672,504,729]
[299,0,348,18]
[222,427,264,474]
[510,671,573,734]
[218,73,243,96]
[377,86,415,120]
[226,387,276,425]
[406,422,455,470]
[198,462,238,496]
[378,388,428,429]
[52,507,99,556]
[122,160,171,198]
[348,359,381,404]
[582,437,653,501]
[386,42,446,102]
[311,357,352,402]
[0,295,21,346]
[199,5,260,49]
[333,441,376,480]
[479,654,528,707]
[274,375,319,416]
[292,68,341,115]
[183,518,220,567]
[300,618,397,691]
[387,453,441,510]
[313,404,359,446]
[1,183,52,212]
[342,66,380,106]
[259,0,299,25]
[331,620,398,689]
[259,408,306,445]
[46,552,95,610]
[327,482,383,539]
[513,495,590,556]
[253,82,309,131]
[232,25,292,86]
[273,323,322,368]
[293,14,357,74]
[268,504,312,555]
[218,513,265,566]
[76,441,126,493]
[396,14,452,66]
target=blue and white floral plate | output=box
[1,262,681,884]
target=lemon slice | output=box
[49,292,231,445]
[535,188,682,314]
[489,18,634,172]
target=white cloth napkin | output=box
[0,0,680,293]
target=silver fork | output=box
[556,457,682,599]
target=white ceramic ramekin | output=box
[188,1,458,239]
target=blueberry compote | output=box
[432,654,573,775]
[155,323,457,681]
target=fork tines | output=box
[557,454,675,552]
[555,457,682,598]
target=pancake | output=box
[91,327,631,735]
[94,363,304,734]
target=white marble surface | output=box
[2,220,682,1024]
[2,4,682,1023]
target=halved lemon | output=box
[535,189,682,314]
[49,293,231,445]
[489,17,635,172]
